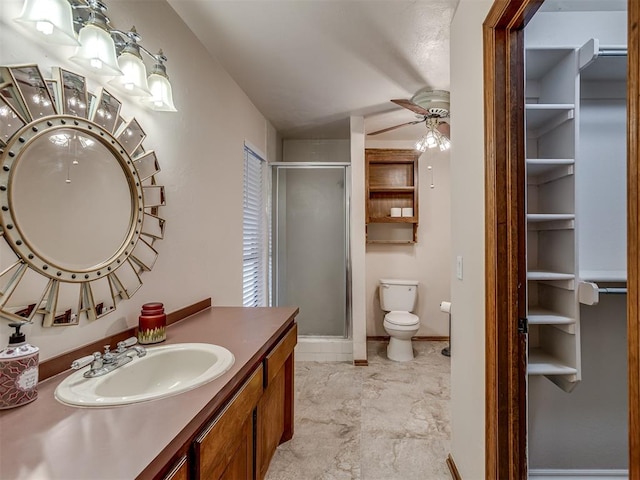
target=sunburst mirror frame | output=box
[0,64,165,327]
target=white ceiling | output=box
[167,0,460,140]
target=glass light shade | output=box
[108,52,151,96]
[144,73,177,112]
[70,24,123,76]
[415,136,428,152]
[15,0,79,46]
[416,123,451,152]
[425,129,438,148]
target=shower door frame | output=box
[270,162,352,339]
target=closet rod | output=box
[598,49,627,57]
[598,287,627,294]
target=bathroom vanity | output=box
[0,306,298,480]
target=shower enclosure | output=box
[271,163,350,342]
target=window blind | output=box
[242,144,267,307]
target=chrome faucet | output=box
[71,337,146,378]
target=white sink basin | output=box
[55,343,235,407]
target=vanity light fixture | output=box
[14,0,178,111]
[415,118,450,152]
[69,1,122,76]
[15,0,79,46]
[142,51,177,112]
[107,28,151,97]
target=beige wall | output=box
[350,116,367,361]
[449,0,492,477]
[364,140,451,338]
[0,0,272,360]
[283,139,350,163]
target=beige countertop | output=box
[0,306,298,480]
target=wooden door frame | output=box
[483,1,640,478]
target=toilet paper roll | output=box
[440,301,452,314]
[390,207,402,217]
[402,207,413,217]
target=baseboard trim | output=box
[528,469,628,479]
[367,335,449,342]
[39,298,212,381]
[353,359,368,366]
[446,454,462,480]
[415,335,449,341]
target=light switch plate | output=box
[456,255,463,280]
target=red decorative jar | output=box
[137,302,167,344]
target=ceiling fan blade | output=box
[368,120,423,136]
[391,99,431,116]
[436,122,450,137]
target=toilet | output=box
[379,279,420,362]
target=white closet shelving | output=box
[526,39,628,393]
[525,46,582,392]
[525,7,628,470]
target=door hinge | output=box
[518,317,528,334]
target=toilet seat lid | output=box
[385,311,419,326]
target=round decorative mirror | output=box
[0,64,165,327]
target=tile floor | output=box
[265,341,452,480]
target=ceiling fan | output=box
[368,89,450,141]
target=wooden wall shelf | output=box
[365,149,419,244]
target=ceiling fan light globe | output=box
[425,130,438,148]
[415,136,428,152]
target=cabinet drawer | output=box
[264,324,297,386]
[194,365,263,479]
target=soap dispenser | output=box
[0,322,39,409]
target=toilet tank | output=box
[379,279,419,312]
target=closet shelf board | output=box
[526,158,575,177]
[527,213,575,222]
[525,104,575,134]
[528,348,578,375]
[527,270,575,281]
[528,307,575,325]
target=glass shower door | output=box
[273,164,349,337]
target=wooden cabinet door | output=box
[257,367,285,480]
[219,419,253,480]
[256,325,297,479]
[194,366,263,480]
[162,456,188,480]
